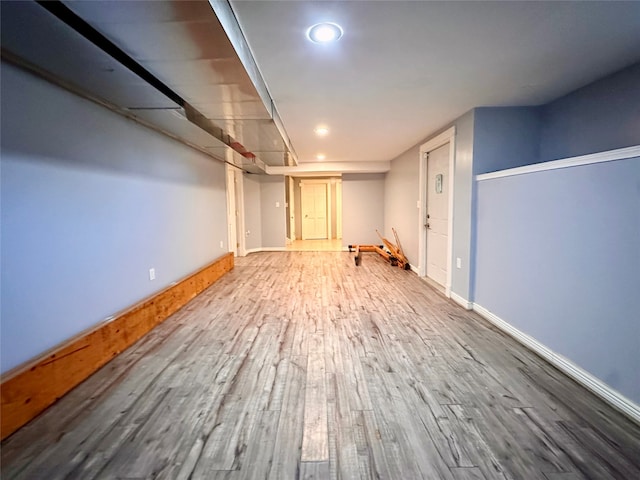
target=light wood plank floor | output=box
[2,252,639,479]
[286,239,343,251]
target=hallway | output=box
[2,252,639,479]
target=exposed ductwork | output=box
[1,0,297,174]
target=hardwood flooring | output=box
[2,252,639,479]
[286,239,343,252]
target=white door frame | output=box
[226,164,246,257]
[300,179,331,240]
[335,179,343,239]
[235,169,246,257]
[289,176,296,241]
[418,126,455,296]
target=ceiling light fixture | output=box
[307,22,343,43]
[314,126,330,137]
[316,154,326,161]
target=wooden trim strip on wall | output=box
[1,253,234,440]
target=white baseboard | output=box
[244,247,287,255]
[450,292,472,310]
[410,264,419,275]
[473,303,640,426]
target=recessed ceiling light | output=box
[307,23,343,43]
[314,126,330,136]
[316,154,326,161]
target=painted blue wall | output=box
[1,63,229,373]
[540,62,640,161]
[474,157,640,403]
[473,107,541,174]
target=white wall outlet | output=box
[416,200,420,209]
[456,258,462,269]
[149,268,156,280]
[220,240,224,248]
[246,230,251,236]
[275,201,280,207]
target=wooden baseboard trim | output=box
[473,303,640,426]
[0,253,234,440]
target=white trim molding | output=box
[477,145,640,181]
[450,292,472,310]
[473,303,640,426]
[244,247,288,255]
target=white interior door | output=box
[301,183,328,240]
[426,143,450,287]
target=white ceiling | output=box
[231,0,640,165]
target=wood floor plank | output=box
[1,252,639,480]
[326,372,360,480]
[300,460,330,479]
[301,334,329,462]
[450,466,488,480]
[269,355,307,479]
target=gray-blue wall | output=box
[1,63,229,373]
[473,107,541,174]
[540,62,640,161]
[383,145,421,266]
[259,175,286,248]
[342,173,385,246]
[474,157,640,403]
[243,174,263,250]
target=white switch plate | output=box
[220,240,224,248]
[416,200,420,209]
[149,268,156,280]
[275,201,280,207]
[456,258,462,269]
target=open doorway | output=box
[287,176,343,251]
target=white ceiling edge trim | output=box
[265,161,390,176]
[476,145,640,182]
